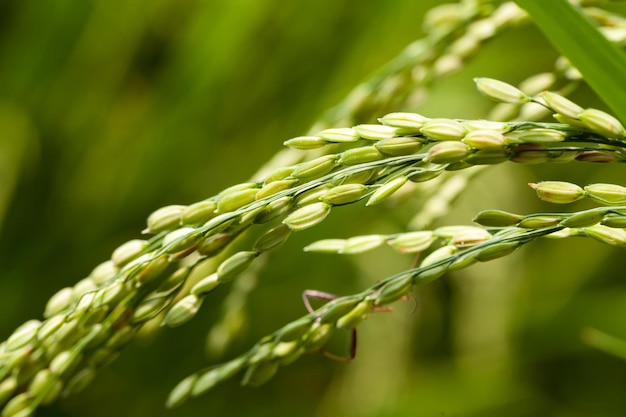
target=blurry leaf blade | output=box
[515,0,626,123]
[581,327,626,360]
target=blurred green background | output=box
[1,0,626,416]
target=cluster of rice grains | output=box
[3,0,626,415]
[164,80,626,407]
[2,76,621,416]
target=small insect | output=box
[301,288,415,361]
[302,289,358,362]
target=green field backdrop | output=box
[1,1,626,416]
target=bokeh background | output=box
[2,0,626,416]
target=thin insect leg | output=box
[372,305,394,313]
[319,328,357,363]
[407,291,418,313]
[320,350,351,363]
[302,290,360,362]
[302,289,339,313]
[349,328,357,360]
[410,251,422,269]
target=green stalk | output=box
[582,327,626,360]
[514,0,626,123]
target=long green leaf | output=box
[581,327,626,360]
[515,0,626,123]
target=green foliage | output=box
[2,1,626,417]
[515,0,626,122]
